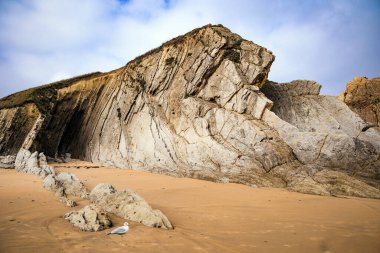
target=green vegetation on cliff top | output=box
[0,72,102,113]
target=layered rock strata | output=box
[262,80,380,188]
[0,24,379,198]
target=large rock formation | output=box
[0,24,379,198]
[262,80,380,188]
[338,76,380,129]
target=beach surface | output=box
[1,161,380,253]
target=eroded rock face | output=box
[338,76,380,129]
[67,25,280,185]
[1,24,380,198]
[65,204,112,232]
[0,104,41,155]
[90,183,173,229]
[1,25,291,187]
[262,80,380,188]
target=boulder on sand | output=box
[15,149,55,178]
[65,204,112,232]
[90,183,173,229]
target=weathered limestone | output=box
[54,172,89,198]
[338,76,380,129]
[90,183,173,229]
[15,149,55,178]
[0,155,15,169]
[64,204,112,232]
[42,172,89,207]
[14,148,78,206]
[1,25,380,198]
[43,174,77,207]
[262,80,380,188]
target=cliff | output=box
[1,24,379,198]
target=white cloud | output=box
[0,0,379,97]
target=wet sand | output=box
[1,161,380,253]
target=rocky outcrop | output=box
[90,183,173,229]
[0,155,15,169]
[262,80,380,188]
[338,76,380,129]
[47,172,89,199]
[13,148,173,228]
[42,172,89,207]
[14,148,78,206]
[262,162,380,198]
[1,24,379,198]
[15,149,56,178]
[64,204,112,232]
[45,177,77,207]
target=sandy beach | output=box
[1,161,380,253]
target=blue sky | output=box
[0,0,379,98]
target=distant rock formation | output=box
[1,24,379,198]
[338,76,380,129]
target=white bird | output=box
[108,222,129,235]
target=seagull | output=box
[107,222,129,235]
